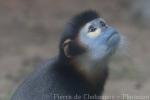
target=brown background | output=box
[0,0,150,100]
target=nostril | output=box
[104,25,108,29]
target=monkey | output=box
[11,10,120,100]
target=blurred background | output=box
[0,0,150,100]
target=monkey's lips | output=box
[107,32,120,47]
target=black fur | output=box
[11,10,107,100]
[61,10,99,40]
[59,10,99,60]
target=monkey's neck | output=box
[57,54,108,95]
[71,53,109,87]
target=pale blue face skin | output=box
[79,18,120,61]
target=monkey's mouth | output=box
[107,32,118,41]
[107,32,120,47]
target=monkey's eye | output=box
[100,21,106,27]
[88,25,97,32]
[87,25,101,38]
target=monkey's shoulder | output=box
[11,57,90,100]
[11,58,62,100]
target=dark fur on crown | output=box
[59,10,100,61]
[62,10,99,40]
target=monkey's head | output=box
[59,10,120,64]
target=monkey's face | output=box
[78,18,120,60]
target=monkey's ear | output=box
[63,39,72,58]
